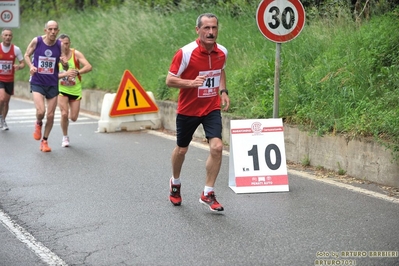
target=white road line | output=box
[1,105,96,265]
[4,108,98,127]
[0,210,68,266]
[147,130,399,205]
[289,169,399,205]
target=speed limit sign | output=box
[256,0,305,43]
[229,118,289,193]
[0,0,20,28]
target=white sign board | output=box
[0,0,19,28]
[229,118,289,193]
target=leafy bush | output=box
[280,10,399,158]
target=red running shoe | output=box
[199,191,224,212]
[40,140,52,152]
[33,123,42,140]
[169,178,182,206]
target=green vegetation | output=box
[301,155,311,167]
[12,1,399,158]
[337,162,347,175]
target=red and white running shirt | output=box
[0,43,19,82]
[168,38,227,116]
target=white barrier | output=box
[97,92,162,133]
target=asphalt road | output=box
[0,98,398,266]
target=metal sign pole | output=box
[273,42,281,118]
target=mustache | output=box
[206,34,215,38]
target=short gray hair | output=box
[196,13,218,28]
[1,28,12,34]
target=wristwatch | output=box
[220,89,228,95]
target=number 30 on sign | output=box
[228,118,289,193]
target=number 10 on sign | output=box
[229,118,289,193]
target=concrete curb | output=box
[14,81,399,187]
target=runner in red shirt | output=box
[166,13,230,212]
[0,28,25,131]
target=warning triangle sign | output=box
[109,70,159,117]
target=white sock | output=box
[204,186,214,196]
[171,176,181,185]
